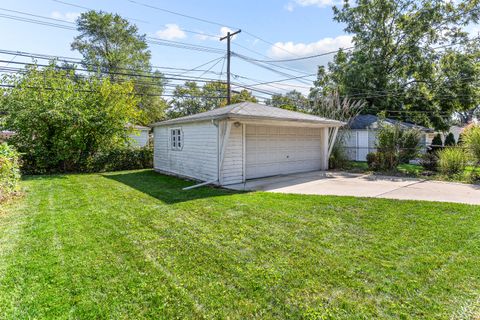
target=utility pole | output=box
[220,29,241,105]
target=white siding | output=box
[343,129,377,161]
[129,129,149,147]
[221,123,244,185]
[153,121,218,182]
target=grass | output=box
[1,170,480,319]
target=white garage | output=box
[152,102,344,186]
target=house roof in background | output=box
[152,102,345,127]
[349,114,434,132]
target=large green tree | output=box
[266,90,310,111]
[0,64,139,172]
[71,11,167,124]
[311,0,480,130]
[168,81,257,118]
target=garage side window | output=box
[171,128,183,151]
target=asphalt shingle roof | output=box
[152,102,345,127]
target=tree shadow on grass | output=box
[102,169,241,204]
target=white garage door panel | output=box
[246,125,323,179]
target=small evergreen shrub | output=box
[430,133,444,152]
[438,147,469,175]
[0,143,21,201]
[444,132,456,146]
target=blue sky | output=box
[0,0,352,99]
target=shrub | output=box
[1,64,140,173]
[463,125,480,165]
[0,143,21,201]
[419,152,438,171]
[438,147,469,175]
[329,142,349,169]
[376,124,421,170]
[84,146,153,173]
[366,152,378,170]
[444,132,456,146]
[399,129,422,163]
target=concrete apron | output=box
[226,171,480,205]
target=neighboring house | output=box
[0,130,15,143]
[344,114,434,161]
[448,120,478,142]
[127,125,150,147]
[152,102,344,186]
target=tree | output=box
[167,82,258,119]
[311,0,480,130]
[72,10,167,124]
[266,90,309,111]
[202,81,228,110]
[231,89,258,104]
[431,133,444,152]
[0,64,139,172]
[168,82,203,118]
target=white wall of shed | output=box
[153,120,218,182]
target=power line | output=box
[52,0,149,24]
[0,10,226,55]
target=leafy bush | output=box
[366,152,380,170]
[444,132,456,146]
[22,146,153,174]
[463,125,480,165]
[0,143,21,200]
[399,129,422,163]
[438,147,469,175]
[84,146,153,173]
[376,124,421,170]
[1,64,140,173]
[419,152,438,171]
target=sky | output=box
[0,0,352,100]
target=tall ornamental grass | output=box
[437,147,469,175]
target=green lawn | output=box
[1,170,480,319]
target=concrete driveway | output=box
[227,171,480,205]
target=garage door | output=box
[246,125,323,179]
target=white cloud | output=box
[196,27,239,41]
[269,35,352,59]
[268,35,352,72]
[51,11,80,23]
[155,24,186,40]
[285,0,341,11]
